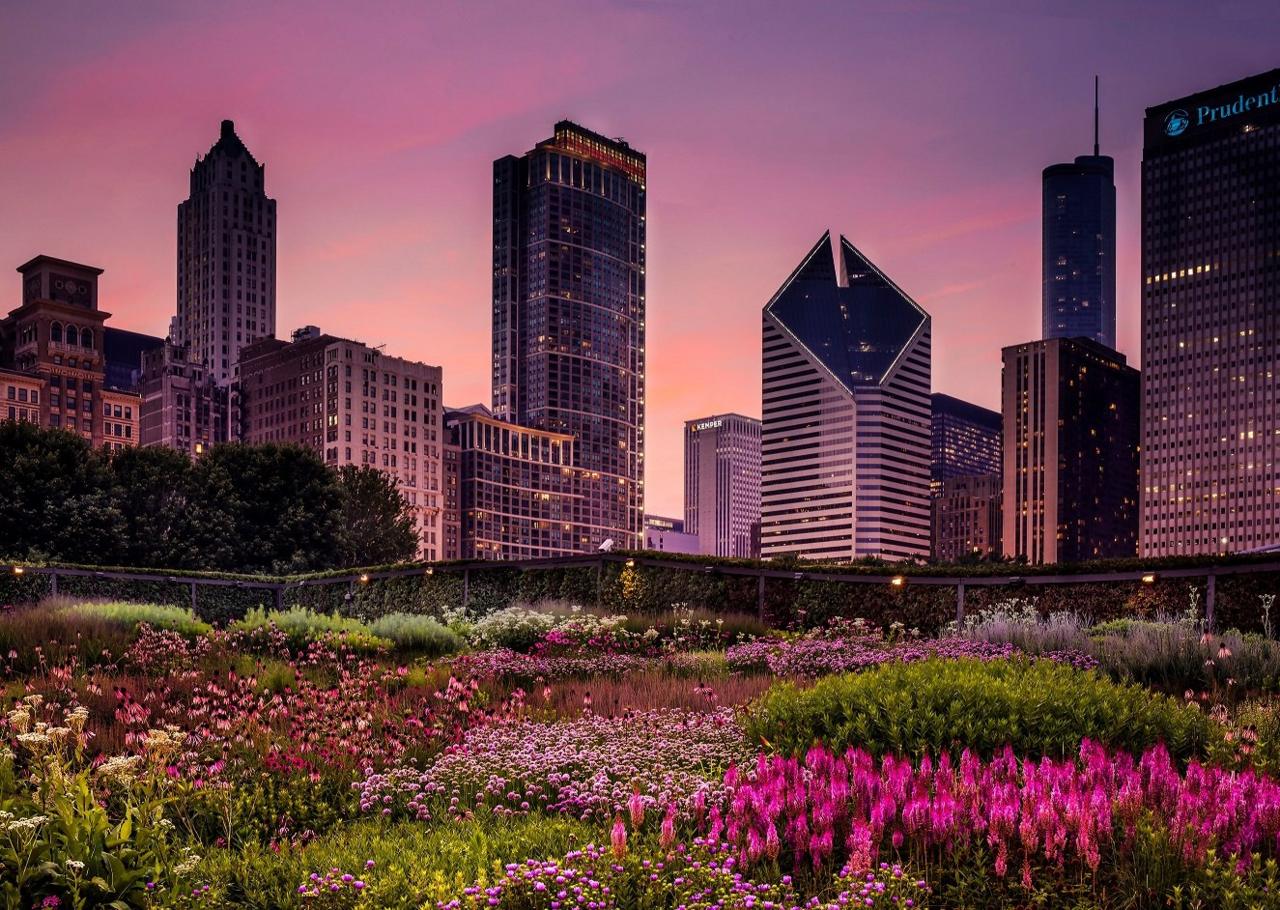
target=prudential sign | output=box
[1165,83,1280,137]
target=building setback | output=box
[684,413,761,558]
[238,327,444,560]
[1002,337,1140,564]
[761,233,932,562]
[1140,68,1280,556]
[138,341,232,456]
[492,121,647,551]
[0,256,139,451]
[444,405,579,560]
[175,120,276,384]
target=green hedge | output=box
[3,552,1279,632]
[746,657,1213,761]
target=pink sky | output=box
[1,1,1277,515]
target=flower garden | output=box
[5,590,1280,908]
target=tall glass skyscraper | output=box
[1141,69,1280,556]
[492,122,647,550]
[761,233,931,562]
[1042,139,1115,347]
[175,120,276,384]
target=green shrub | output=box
[368,612,464,656]
[52,597,211,636]
[746,657,1212,761]
[231,606,390,652]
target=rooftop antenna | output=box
[1093,74,1100,156]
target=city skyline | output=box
[1,2,1278,516]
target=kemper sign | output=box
[1165,83,1280,137]
[692,419,723,432]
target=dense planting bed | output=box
[4,596,1280,908]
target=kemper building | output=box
[1140,68,1280,555]
[684,413,761,558]
[760,232,931,562]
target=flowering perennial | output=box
[719,739,1280,885]
[357,708,750,823]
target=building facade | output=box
[0,256,139,450]
[238,328,444,559]
[175,120,277,384]
[138,341,232,456]
[930,393,1001,492]
[1140,69,1280,556]
[445,405,579,560]
[492,121,646,552]
[1002,337,1140,564]
[1042,154,1116,348]
[932,473,1002,562]
[683,413,761,558]
[761,233,932,562]
[643,514,700,554]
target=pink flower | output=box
[611,816,627,859]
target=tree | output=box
[335,465,418,567]
[0,422,122,562]
[190,443,344,573]
[108,445,217,568]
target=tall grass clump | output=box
[368,612,463,657]
[232,606,389,651]
[51,597,211,636]
[746,657,1211,762]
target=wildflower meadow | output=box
[4,591,1280,908]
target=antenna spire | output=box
[1093,75,1100,156]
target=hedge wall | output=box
[3,553,1280,633]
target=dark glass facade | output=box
[1141,69,1280,556]
[492,122,646,550]
[1042,156,1116,348]
[929,393,1002,490]
[1002,338,1140,564]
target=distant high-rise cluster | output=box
[6,66,1280,567]
[760,233,932,562]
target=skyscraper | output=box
[761,233,931,562]
[684,413,761,558]
[1042,81,1116,348]
[176,120,276,384]
[492,121,646,550]
[1002,337,1140,564]
[1141,69,1280,556]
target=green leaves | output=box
[746,657,1212,761]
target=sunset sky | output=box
[2,1,1277,515]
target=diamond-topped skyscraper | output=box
[175,120,276,384]
[760,233,931,562]
[492,122,646,550]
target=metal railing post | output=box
[757,573,766,621]
[1206,573,1217,630]
[190,582,197,614]
[955,582,966,626]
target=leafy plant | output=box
[746,657,1211,760]
[367,613,463,657]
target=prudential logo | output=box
[1164,109,1190,137]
